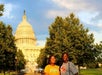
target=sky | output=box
[0,0,102,46]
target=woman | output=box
[60,52,78,75]
[44,55,60,75]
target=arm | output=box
[59,66,61,75]
[44,73,49,75]
[69,62,78,75]
[75,73,78,75]
[44,65,49,75]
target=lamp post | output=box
[15,56,18,75]
[47,55,49,58]
[47,55,49,64]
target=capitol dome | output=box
[15,11,36,48]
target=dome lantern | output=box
[23,10,27,21]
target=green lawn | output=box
[80,68,102,75]
[0,72,16,75]
[0,68,102,75]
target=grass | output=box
[0,72,16,75]
[80,68,102,75]
[0,68,102,75]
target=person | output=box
[60,52,78,75]
[44,55,60,75]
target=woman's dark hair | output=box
[62,52,69,61]
[62,52,73,61]
[58,52,69,67]
[48,55,56,64]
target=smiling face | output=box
[63,53,68,63]
[50,56,56,64]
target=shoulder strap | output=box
[68,62,70,75]
[68,62,74,75]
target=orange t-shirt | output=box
[44,65,60,75]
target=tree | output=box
[95,42,102,64]
[0,22,6,72]
[0,22,17,74]
[5,25,17,70]
[16,50,26,71]
[0,4,4,71]
[0,4,4,16]
[0,5,4,70]
[37,48,48,68]
[37,13,99,71]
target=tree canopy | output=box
[0,5,26,73]
[95,42,102,64]
[0,4,4,16]
[0,22,17,72]
[16,50,26,71]
[37,13,100,69]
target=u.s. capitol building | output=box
[14,11,44,72]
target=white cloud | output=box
[2,3,14,19]
[52,0,96,11]
[46,0,102,44]
[36,34,48,46]
[77,11,99,26]
[47,0,101,18]
[46,0,102,29]
[37,40,46,46]
[89,30,102,44]
[52,0,73,9]
[46,0,98,19]
[97,20,102,28]
[46,10,68,18]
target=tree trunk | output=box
[8,70,10,75]
[3,70,5,75]
[78,65,80,75]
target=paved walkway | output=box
[16,72,41,75]
[24,72,40,75]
